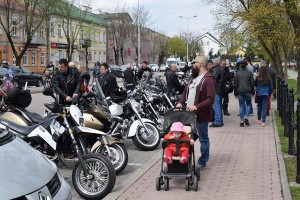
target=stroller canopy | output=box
[163,110,196,133]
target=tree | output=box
[0,0,53,66]
[165,36,186,59]
[55,0,92,62]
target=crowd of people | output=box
[37,56,276,171]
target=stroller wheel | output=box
[193,176,198,191]
[195,165,201,181]
[156,177,162,191]
[185,178,190,191]
[164,177,169,191]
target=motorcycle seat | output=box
[0,118,40,136]
[17,108,45,123]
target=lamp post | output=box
[179,15,197,62]
[137,0,141,66]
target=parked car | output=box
[159,64,167,72]
[150,64,159,72]
[109,64,123,78]
[0,66,43,88]
[0,129,72,200]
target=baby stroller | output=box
[156,108,200,191]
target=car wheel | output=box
[37,79,43,87]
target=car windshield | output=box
[166,61,177,66]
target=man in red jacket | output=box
[176,55,216,170]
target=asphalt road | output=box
[26,80,163,200]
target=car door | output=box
[21,67,35,86]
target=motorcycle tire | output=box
[92,143,128,175]
[132,122,161,151]
[72,153,116,200]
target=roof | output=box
[195,32,226,47]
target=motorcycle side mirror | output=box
[43,87,56,100]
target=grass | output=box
[275,78,300,199]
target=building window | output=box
[50,22,55,37]
[23,52,28,65]
[58,24,62,37]
[22,28,27,37]
[41,52,45,65]
[12,20,18,36]
[103,32,106,43]
[32,51,36,65]
[94,52,96,62]
[39,26,44,38]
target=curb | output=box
[272,101,292,200]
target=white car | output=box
[149,64,159,72]
[159,64,167,72]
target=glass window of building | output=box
[32,51,36,65]
[41,52,45,65]
[23,52,28,65]
[50,22,55,37]
[12,20,18,36]
[58,24,62,37]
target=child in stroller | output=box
[156,109,200,191]
[163,122,194,165]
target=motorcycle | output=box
[0,93,116,200]
[92,79,160,151]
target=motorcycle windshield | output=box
[93,79,108,106]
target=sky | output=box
[92,0,217,37]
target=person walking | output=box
[262,60,276,116]
[166,64,183,94]
[234,59,255,127]
[123,63,136,91]
[246,56,254,116]
[52,58,82,105]
[176,55,216,169]
[221,60,233,116]
[208,58,226,127]
[254,66,273,127]
[97,62,118,97]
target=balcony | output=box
[22,37,46,45]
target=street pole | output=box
[179,15,197,62]
[137,0,141,66]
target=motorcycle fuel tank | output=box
[83,113,105,130]
[0,112,29,126]
[109,104,123,116]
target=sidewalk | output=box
[110,94,291,200]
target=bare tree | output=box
[0,0,53,65]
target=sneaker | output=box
[198,163,207,170]
[240,122,244,127]
[257,120,261,124]
[262,123,266,127]
[180,157,188,164]
[223,111,230,116]
[249,113,253,116]
[164,157,173,164]
[209,123,222,127]
[244,118,249,126]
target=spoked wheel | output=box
[185,178,190,191]
[164,177,169,191]
[72,154,116,200]
[132,122,161,151]
[92,143,128,175]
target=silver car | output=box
[0,129,72,200]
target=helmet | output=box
[110,87,127,103]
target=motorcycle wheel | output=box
[72,153,116,200]
[132,122,160,151]
[92,143,128,175]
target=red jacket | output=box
[164,131,190,152]
[179,72,216,122]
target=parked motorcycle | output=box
[91,80,161,151]
[0,92,116,200]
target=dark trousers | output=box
[222,92,229,111]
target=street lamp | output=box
[179,15,197,62]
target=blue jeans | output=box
[257,95,269,123]
[196,121,209,166]
[213,93,223,125]
[238,93,252,122]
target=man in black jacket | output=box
[97,62,118,97]
[166,64,183,93]
[137,61,153,80]
[52,58,82,105]
[209,58,226,127]
[123,63,136,91]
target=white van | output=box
[166,58,181,69]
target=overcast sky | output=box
[92,0,217,37]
